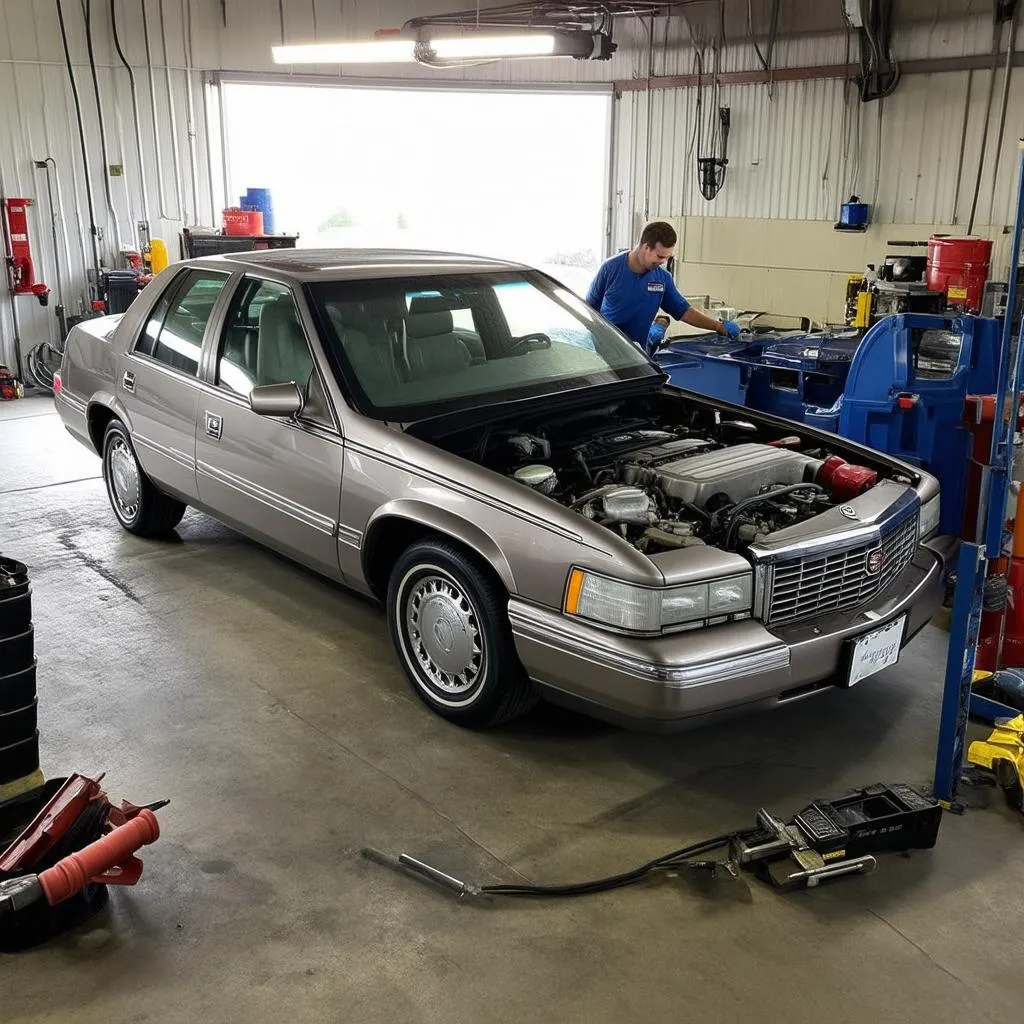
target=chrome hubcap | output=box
[404,572,484,697]
[108,438,141,519]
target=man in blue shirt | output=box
[586,221,740,349]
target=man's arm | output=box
[661,275,692,322]
[585,263,607,311]
[681,307,729,336]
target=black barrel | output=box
[0,556,31,638]
[0,660,36,714]
[0,557,39,785]
[0,699,37,747]
[0,626,34,678]
[0,731,40,786]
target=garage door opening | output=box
[216,81,612,295]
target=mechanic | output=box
[586,221,740,348]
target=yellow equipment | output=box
[144,237,169,276]
[968,713,1024,811]
[844,275,873,328]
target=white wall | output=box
[1,1,1020,370]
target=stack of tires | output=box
[0,556,39,794]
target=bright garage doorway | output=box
[218,80,612,295]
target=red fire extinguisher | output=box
[3,197,50,306]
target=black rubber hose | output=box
[480,834,735,898]
[967,23,1004,233]
[110,0,148,219]
[722,483,826,550]
[83,0,121,249]
[55,0,103,297]
[110,0,134,80]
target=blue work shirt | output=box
[585,252,691,346]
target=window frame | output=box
[209,273,340,433]
[131,268,233,379]
[304,270,660,423]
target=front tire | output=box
[387,539,537,728]
[102,419,186,537]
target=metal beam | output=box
[614,52,1024,92]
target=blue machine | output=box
[836,195,870,230]
[655,314,1001,535]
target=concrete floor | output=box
[2,394,1023,1024]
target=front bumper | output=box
[510,538,950,729]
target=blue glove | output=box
[646,320,667,353]
[722,320,741,340]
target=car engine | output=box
[450,399,893,555]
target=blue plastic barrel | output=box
[241,187,274,233]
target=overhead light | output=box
[429,34,557,59]
[272,40,415,64]
[272,30,614,65]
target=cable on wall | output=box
[83,0,123,252]
[55,0,103,299]
[111,0,151,234]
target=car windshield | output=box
[306,270,658,421]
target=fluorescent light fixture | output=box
[272,31,600,65]
[430,34,557,59]
[272,40,415,64]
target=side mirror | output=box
[249,382,304,418]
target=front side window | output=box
[216,277,333,427]
[308,270,656,421]
[136,271,228,376]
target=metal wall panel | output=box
[2,0,1020,369]
[611,12,1024,248]
[0,0,213,370]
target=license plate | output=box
[846,616,906,686]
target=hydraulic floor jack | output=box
[364,783,943,902]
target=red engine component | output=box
[926,234,992,314]
[815,455,878,500]
[3,198,50,306]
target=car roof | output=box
[190,248,531,281]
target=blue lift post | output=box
[933,141,1024,806]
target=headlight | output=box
[564,569,753,633]
[920,494,941,539]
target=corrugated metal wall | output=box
[1,1,1020,370]
[0,0,217,371]
[612,11,1024,246]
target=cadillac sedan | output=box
[54,249,951,729]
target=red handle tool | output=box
[38,809,160,906]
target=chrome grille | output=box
[766,513,919,625]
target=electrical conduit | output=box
[111,0,150,232]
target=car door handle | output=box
[121,370,135,393]
[204,412,223,440]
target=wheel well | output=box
[362,518,503,601]
[87,404,117,454]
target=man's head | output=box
[635,221,677,271]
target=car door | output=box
[118,269,232,502]
[194,276,345,578]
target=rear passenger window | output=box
[136,271,228,375]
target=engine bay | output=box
[423,395,912,556]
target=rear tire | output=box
[102,419,186,537]
[387,539,537,728]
